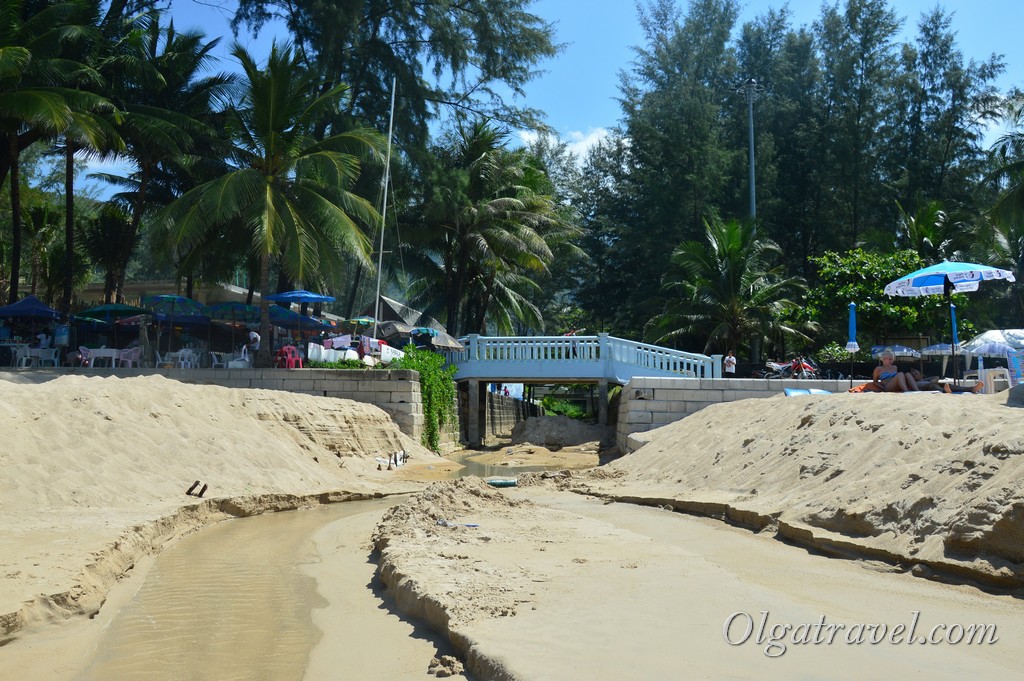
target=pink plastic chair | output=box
[280,345,303,369]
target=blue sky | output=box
[87,0,1024,182]
[525,0,1024,155]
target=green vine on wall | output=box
[393,346,458,452]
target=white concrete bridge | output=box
[445,334,718,445]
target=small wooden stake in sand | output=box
[186,481,200,495]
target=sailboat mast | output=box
[373,77,397,340]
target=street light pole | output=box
[736,78,765,219]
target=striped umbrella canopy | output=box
[870,344,921,359]
[919,343,959,356]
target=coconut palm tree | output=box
[94,13,233,302]
[646,218,813,360]
[405,119,578,336]
[156,42,383,367]
[0,0,110,303]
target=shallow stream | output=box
[73,500,393,681]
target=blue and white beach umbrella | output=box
[884,261,1015,380]
[870,345,921,359]
[846,303,859,353]
[883,261,1015,297]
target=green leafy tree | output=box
[232,0,559,153]
[156,42,383,367]
[814,0,901,248]
[806,248,970,347]
[646,218,810,361]
[885,7,1003,216]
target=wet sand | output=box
[376,484,1024,680]
[2,499,467,681]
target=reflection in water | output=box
[75,502,385,681]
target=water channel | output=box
[73,499,396,681]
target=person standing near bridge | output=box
[724,350,737,377]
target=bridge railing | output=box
[606,337,713,378]
[445,334,714,380]
[446,335,601,363]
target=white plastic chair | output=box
[209,351,228,368]
[227,346,250,368]
[13,346,33,367]
[117,347,142,368]
[176,349,197,368]
[36,347,60,367]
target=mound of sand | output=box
[583,388,1024,587]
[510,415,613,448]
[0,374,440,636]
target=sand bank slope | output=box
[373,480,1023,681]
[588,388,1024,587]
[0,374,438,636]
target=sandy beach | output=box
[2,374,1023,679]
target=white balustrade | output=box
[446,334,712,382]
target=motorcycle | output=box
[762,356,820,379]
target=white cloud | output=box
[516,127,611,162]
[565,127,610,157]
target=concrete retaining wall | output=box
[3,366,430,445]
[617,377,859,453]
[485,393,542,443]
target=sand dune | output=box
[4,374,1024,680]
[0,374,439,637]
[588,388,1024,588]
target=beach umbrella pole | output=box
[846,303,859,389]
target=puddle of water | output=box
[445,450,566,479]
[73,500,390,681]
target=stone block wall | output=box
[5,366,435,445]
[616,377,860,453]
[484,393,542,443]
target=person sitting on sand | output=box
[908,368,944,391]
[907,368,983,394]
[872,351,919,392]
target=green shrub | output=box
[306,359,367,370]
[540,395,588,420]
[393,346,458,452]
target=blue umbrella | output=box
[884,261,1016,383]
[920,343,958,356]
[266,290,335,343]
[207,302,260,323]
[883,261,1015,297]
[845,303,859,352]
[266,289,336,304]
[208,302,261,350]
[845,303,859,387]
[871,345,921,359]
[142,295,209,353]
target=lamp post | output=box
[736,78,765,219]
